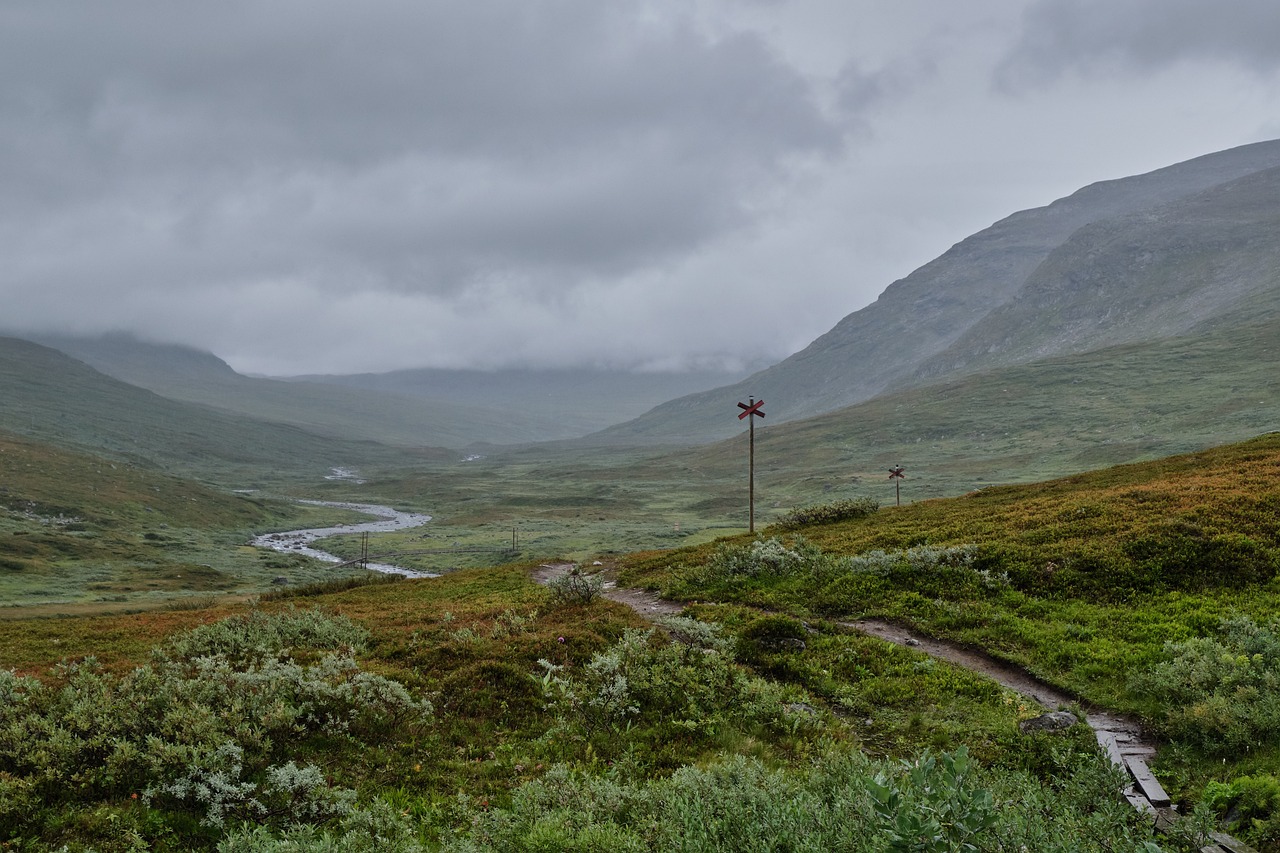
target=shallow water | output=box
[251,500,437,578]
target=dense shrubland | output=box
[1,592,1171,851]
[0,609,432,849]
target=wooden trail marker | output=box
[888,465,906,506]
[737,397,766,532]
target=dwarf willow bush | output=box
[675,536,843,590]
[536,626,810,751]
[675,538,1000,605]
[1129,614,1280,756]
[546,567,604,604]
[0,609,432,839]
[774,497,880,530]
[444,745,1162,852]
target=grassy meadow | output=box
[1,431,1278,849]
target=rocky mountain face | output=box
[595,139,1280,444]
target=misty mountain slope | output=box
[592,138,1280,445]
[657,314,1280,505]
[28,334,576,448]
[0,337,411,480]
[913,163,1280,378]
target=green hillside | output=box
[360,315,1278,569]
[0,430,383,610]
[27,333,581,448]
[0,336,422,486]
[31,333,751,445]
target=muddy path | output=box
[532,566,1169,805]
[533,562,684,617]
[844,618,1151,750]
[529,571,1255,848]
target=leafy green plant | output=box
[0,609,431,840]
[537,627,806,754]
[867,746,998,853]
[445,745,1163,852]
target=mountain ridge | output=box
[590,138,1280,444]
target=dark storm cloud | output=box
[998,0,1280,87]
[0,0,842,302]
[4,1,1277,375]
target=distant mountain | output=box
[28,334,752,446]
[0,336,415,482]
[596,139,1280,444]
[27,333,576,447]
[292,365,755,434]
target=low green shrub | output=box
[546,567,604,604]
[675,536,843,591]
[774,497,879,530]
[0,609,432,840]
[163,606,370,660]
[1129,615,1280,757]
[442,745,1162,852]
[536,627,808,753]
[736,615,810,663]
[1201,774,1280,848]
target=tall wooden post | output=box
[889,465,906,507]
[749,407,756,533]
[736,397,766,534]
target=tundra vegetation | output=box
[0,433,1277,850]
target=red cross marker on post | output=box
[737,397,765,532]
[888,465,906,506]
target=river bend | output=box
[251,500,436,578]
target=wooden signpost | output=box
[889,465,906,506]
[737,397,766,532]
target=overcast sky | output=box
[3,0,1279,376]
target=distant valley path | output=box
[252,501,436,578]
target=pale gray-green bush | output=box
[0,609,431,834]
[546,567,604,604]
[1129,614,1280,756]
[537,628,811,745]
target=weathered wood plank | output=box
[1097,731,1126,769]
[1125,756,1172,807]
[1210,831,1261,853]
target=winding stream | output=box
[251,500,437,578]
